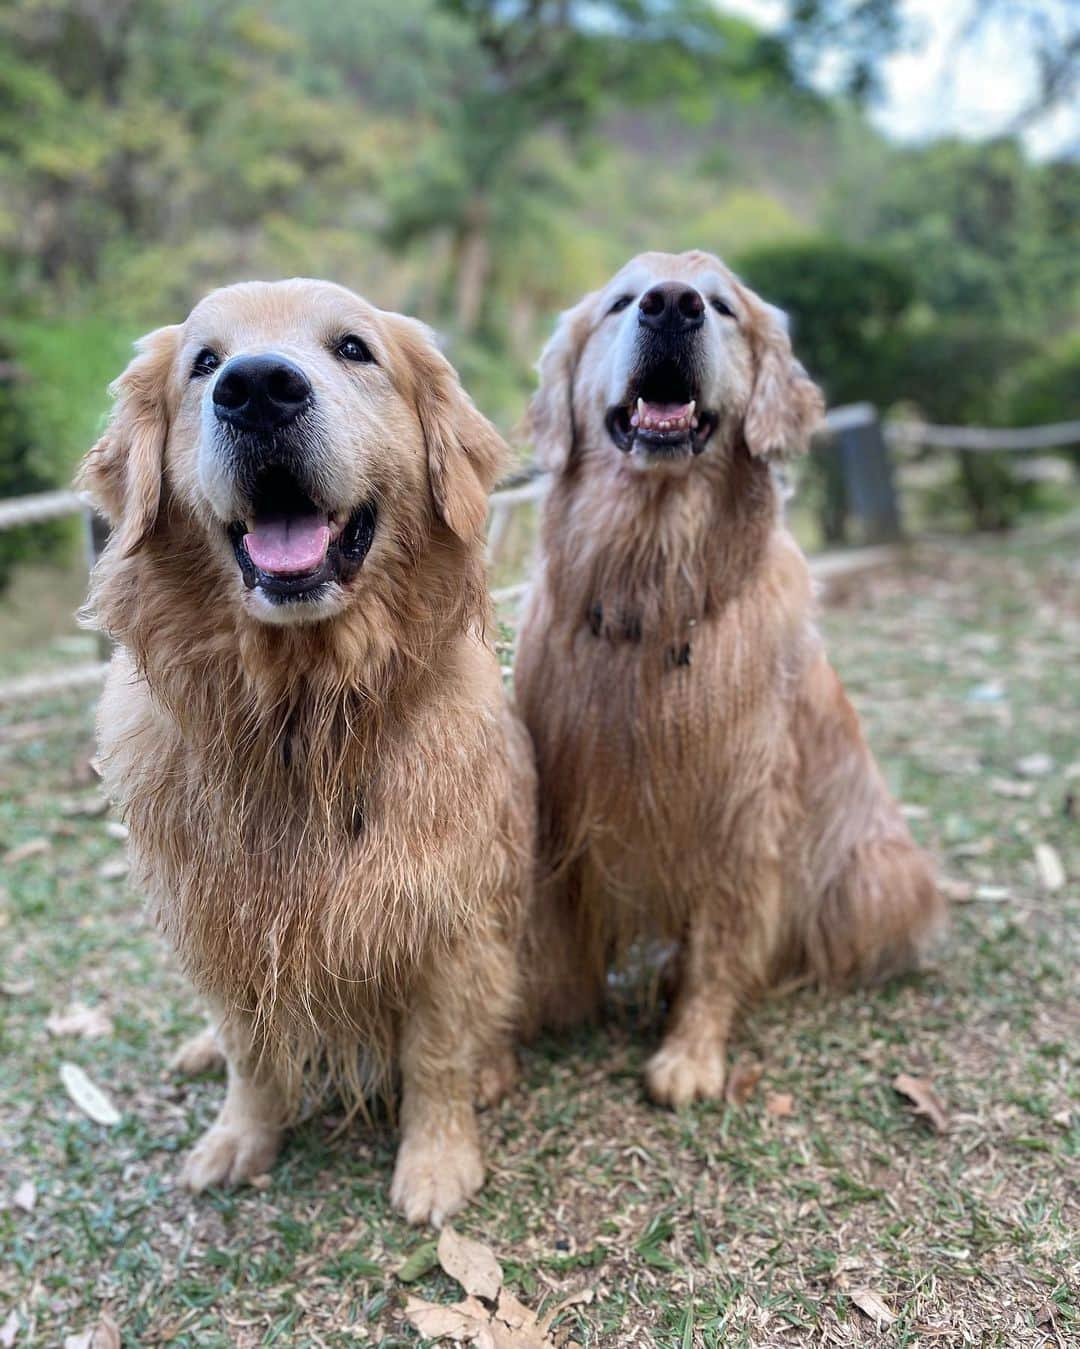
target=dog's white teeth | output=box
[687,400,696,417]
[691,416,699,429]
[637,397,646,419]
[630,413,640,427]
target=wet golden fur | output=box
[80,280,534,1222]
[515,251,945,1106]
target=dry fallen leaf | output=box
[894,1072,949,1133]
[1,1310,18,1347]
[1016,752,1053,778]
[849,1286,897,1326]
[990,777,1035,800]
[765,1092,794,1118]
[404,1294,489,1342]
[939,877,974,903]
[13,1180,35,1213]
[46,1004,113,1040]
[98,859,129,881]
[724,1058,763,1106]
[1034,842,1065,893]
[63,1315,121,1349]
[437,1226,503,1302]
[0,978,33,998]
[59,1063,121,1126]
[539,1289,594,1335]
[3,837,51,866]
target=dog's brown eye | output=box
[336,335,375,364]
[607,295,633,315]
[192,348,221,378]
[710,298,735,319]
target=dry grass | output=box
[1,525,1077,1346]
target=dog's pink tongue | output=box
[244,516,330,575]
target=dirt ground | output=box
[1,525,1077,1346]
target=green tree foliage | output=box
[735,240,915,405]
[0,0,1076,565]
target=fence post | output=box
[814,403,902,546]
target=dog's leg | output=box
[170,1021,226,1077]
[180,1018,287,1192]
[645,918,736,1109]
[521,863,605,1037]
[391,930,521,1225]
[645,860,778,1109]
[391,1008,484,1225]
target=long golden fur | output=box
[515,251,945,1106]
[80,279,534,1223]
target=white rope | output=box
[0,489,85,531]
[883,419,1080,453]
[0,663,108,706]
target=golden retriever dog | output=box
[515,250,945,1107]
[79,279,534,1224]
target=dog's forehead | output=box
[184,280,379,344]
[608,250,734,297]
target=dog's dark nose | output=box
[212,354,313,432]
[638,283,705,334]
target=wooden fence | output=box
[1,408,1077,706]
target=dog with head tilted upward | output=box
[80,279,534,1224]
[515,250,945,1106]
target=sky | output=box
[722,0,1079,160]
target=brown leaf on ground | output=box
[0,978,33,998]
[724,1058,763,1106]
[990,777,1035,799]
[1034,842,1065,892]
[403,1294,489,1342]
[13,1180,35,1213]
[495,1291,538,1330]
[539,1289,594,1335]
[1,1310,18,1347]
[46,1004,113,1040]
[437,1226,503,1301]
[59,1063,121,1126]
[894,1072,949,1133]
[63,1314,121,1349]
[849,1287,897,1326]
[3,837,51,865]
[765,1091,794,1118]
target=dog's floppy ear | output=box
[77,325,179,555]
[392,316,506,541]
[743,301,824,460]
[528,296,596,472]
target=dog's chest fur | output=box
[97,650,510,1075]
[522,457,813,909]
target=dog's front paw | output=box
[645,1040,726,1109]
[180,1121,283,1192]
[170,1027,226,1077]
[391,1132,484,1227]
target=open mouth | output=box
[227,465,377,603]
[605,360,718,458]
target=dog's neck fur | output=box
[87,510,486,783]
[542,434,779,645]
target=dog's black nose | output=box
[212,354,313,432]
[638,283,705,334]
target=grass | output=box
[1,525,1077,1346]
